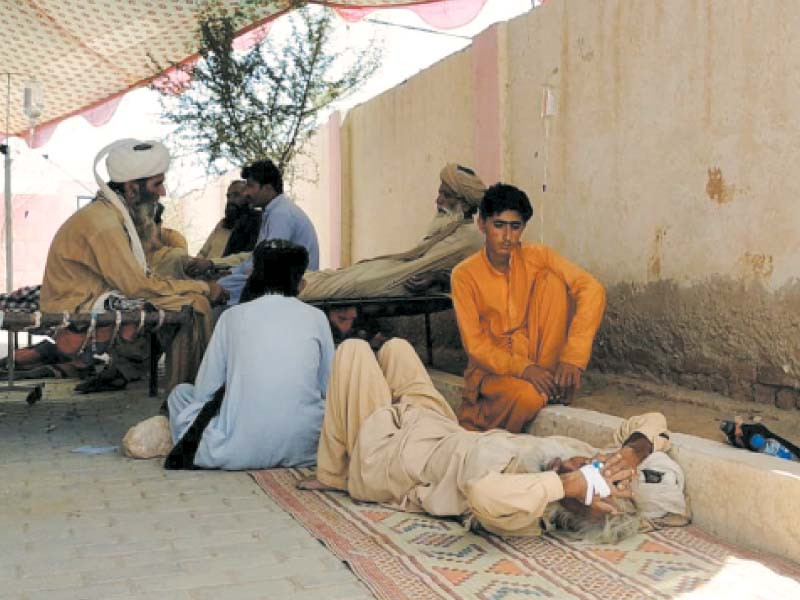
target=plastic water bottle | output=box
[750,434,797,461]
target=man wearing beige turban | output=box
[40,139,228,393]
[300,164,485,300]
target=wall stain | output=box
[578,37,594,62]
[705,167,736,204]
[737,251,774,283]
[646,227,667,282]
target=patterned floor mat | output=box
[251,468,800,600]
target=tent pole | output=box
[4,73,12,294]
[3,73,17,390]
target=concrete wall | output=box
[502,0,800,405]
[343,47,478,263]
[335,0,800,408]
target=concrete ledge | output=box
[429,370,800,564]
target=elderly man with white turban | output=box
[40,139,228,392]
[299,164,486,301]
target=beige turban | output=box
[439,163,485,209]
[93,139,171,274]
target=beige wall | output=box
[507,0,800,288]
[292,130,332,269]
[344,47,478,263]
[332,0,800,405]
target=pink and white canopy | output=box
[1,0,486,148]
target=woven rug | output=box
[251,468,800,600]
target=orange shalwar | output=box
[451,244,606,433]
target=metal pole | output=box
[4,73,15,388]
[5,73,12,293]
[1,72,37,401]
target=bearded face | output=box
[129,190,160,250]
[223,202,244,227]
[422,210,464,239]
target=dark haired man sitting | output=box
[188,159,320,306]
[452,184,606,433]
[163,239,334,470]
[194,180,261,262]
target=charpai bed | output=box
[306,293,453,366]
[0,307,193,403]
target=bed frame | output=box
[0,307,193,404]
[306,293,453,366]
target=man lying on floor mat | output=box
[299,338,689,541]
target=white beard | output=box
[423,210,464,239]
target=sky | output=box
[4,0,534,200]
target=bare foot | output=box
[296,476,336,492]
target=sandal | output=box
[74,375,128,394]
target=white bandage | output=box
[579,464,611,506]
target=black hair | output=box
[456,164,476,176]
[479,183,533,223]
[241,159,283,194]
[240,239,308,301]
[107,177,149,198]
[154,202,165,225]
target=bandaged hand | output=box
[561,462,635,515]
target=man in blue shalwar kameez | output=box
[166,239,334,470]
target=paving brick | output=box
[23,579,134,600]
[0,383,362,599]
[290,568,364,590]
[283,582,373,600]
[187,578,296,600]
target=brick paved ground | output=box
[0,379,370,600]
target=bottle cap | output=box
[750,433,766,449]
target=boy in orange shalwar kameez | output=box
[451,184,606,433]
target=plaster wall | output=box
[338,0,800,404]
[344,48,477,263]
[291,123,334,270]
[501,0,800,399]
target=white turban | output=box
[93,139,171,274]
[105,139,170,183]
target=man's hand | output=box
[600,435,653,478]
[521,364,557,398]
[560,461,635,515]
[186,257,214,277]
[554,362,582,405]
[368,332,388,352]
[404,273,436,294]
[207,281,229,305]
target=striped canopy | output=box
[0,0,486,147]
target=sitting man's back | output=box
[166,239,334,470]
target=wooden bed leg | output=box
[424,312,434,366]
[148,333,159,398]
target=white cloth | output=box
[634,451,687,518]
[92,139,171,274]
[122,416,173,459]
